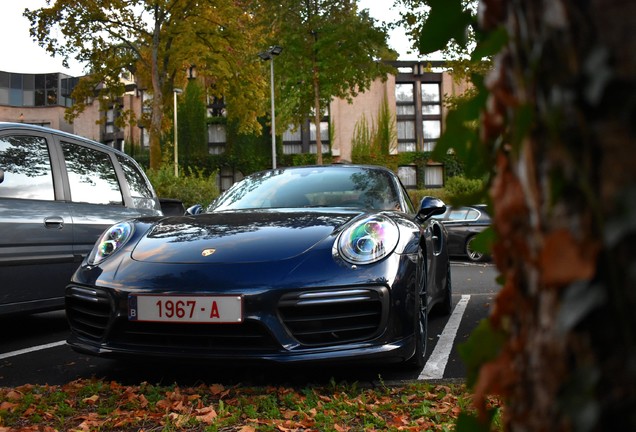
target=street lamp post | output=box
[173,88,183,177]
[258,45,283,169]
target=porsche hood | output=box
[131,210,355,264]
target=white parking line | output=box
[419,295,470,380]
[0,340,66,361]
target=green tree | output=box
[177,79,207,166]
[413,0,636,431]
[262,0,397,165]
[24,0,267,170]
[392,0,490,81]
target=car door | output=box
[0,131,75,314]
[58,139,142,259]
[442,208,473,255]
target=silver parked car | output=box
[0,122,162,316]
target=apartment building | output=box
[0,62,470,189]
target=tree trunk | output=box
[476,0,636,430]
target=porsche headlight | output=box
[87,222,134,265]
[336,215,399,264]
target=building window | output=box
[217,167,244,193]
[398,166,417,189]
[208,123,226,155]
[395,83,417,153]
[395,73,443,156]
[421,82,441,153]
[0,72,75,107]
[206,96,227,154]
[421,83,441,114]
[283,127,302,155]
[424,165,444,188]
[309,121,330,155]
[281,118,330,156]
[397,121,416,152]
[105,109,116,134]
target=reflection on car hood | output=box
[131,210,355,264]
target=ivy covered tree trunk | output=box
[476,0,636,430]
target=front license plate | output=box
[128,295,242,323]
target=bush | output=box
[408,188,449,207]
[443,176,485,205]
[146,165,220,209]
[407,176,485,208]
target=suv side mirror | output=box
[417,196,446,222]
[0,169,4,184]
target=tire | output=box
[440,262,453,315]
[406,288,428,369]
[465,235,484,262]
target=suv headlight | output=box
[336,215,399,264]
[88,222,134,265]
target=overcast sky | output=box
[0,0,416,76]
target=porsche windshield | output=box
[208,167,402,211]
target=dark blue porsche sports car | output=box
[66,165,451,368]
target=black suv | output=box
[0,122,162,315]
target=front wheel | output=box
[465,236,485,262]
[439,262,453,315]
[405,290,427,369]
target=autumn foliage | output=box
[0,379,501,431]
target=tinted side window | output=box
[116,154,156,210]
[0,135,54,200]
[61,142,123,205]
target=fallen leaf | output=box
[82,394,99,405]
[0,401,19,412]
[195,406,217,423]
[5,390,22,401]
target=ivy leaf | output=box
[433,79,489,179]
[418,0,474,55]
[470,227,495,256]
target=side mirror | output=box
[185,204,203,216]
[0,169,4,184]
[417,196,446,222]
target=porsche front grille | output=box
[278,287,389,346]
[66,285,112,340]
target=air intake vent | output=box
[278,287,389,346]
[66,285,112,340]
